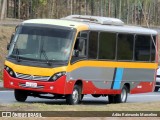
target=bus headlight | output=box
[49,72,66,81]
[4,65,16,77]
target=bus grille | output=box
[15,73,50,81]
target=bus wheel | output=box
[14,89,28,102]
[115,85,128,103]
[80,94,84,101]
[92,94,101,98]
[108,95,115,103]
[66,85,81,105]
[108,85,128,104]
[154,87,159,92]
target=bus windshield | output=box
[8,25,74,64]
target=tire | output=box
[108,95,115,103]
[154,87,159,92]
[14,89,28,102]
[66,85,81,105]
[115,85,128,103]
[108,85,128,104]
[80,94,84,101]
[92,94,101,98]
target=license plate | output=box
[26,82,37,88]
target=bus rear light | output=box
[48,72,66,82]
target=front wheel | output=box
[14,89,28,102]
[154,87,159,92]
[80,94,84,101]
[92,94,101,98]
[66,85,81,105]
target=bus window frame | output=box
[134,34,156,62]
[98,31,118,61]
[116,33,135,61]
[150,35,156,62]
[87,30,99,60]
[70,30,157,65]
[70,30,89,64]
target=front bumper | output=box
[3,70,67,94]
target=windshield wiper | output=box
[40,49,52,66]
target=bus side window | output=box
[71,31,88,63]
[134,35,151,61]
[88,31,98,59]
[78,38,86,56]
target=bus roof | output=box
[22,18,157,35]
[87,23,157,35]
[22,19,88,29]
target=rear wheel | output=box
[108,95,115,103]
[108,85,128,103]
[66,85,81,105]
[14,89,28,102]
[115,85,128,103]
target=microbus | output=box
[3,15,158,105]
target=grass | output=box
[0,26,15,71]
[0,26,14,82]
[1,101,160,119]
[0,101,160,120]
[1,101,160,111]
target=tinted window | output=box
[135,35,151,61]
[99,32,116,59]
[88,31,98,59]
[71,31,88,63]
[10,26,73,61]
[74,32,87,57]
[117,34,134,60]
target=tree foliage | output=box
[1,0,160,26]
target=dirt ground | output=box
[0,26,15,70]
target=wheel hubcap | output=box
[121,88,127,102]
[72,89,79,103]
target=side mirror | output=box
[73,50,79,57]
[7,33,15,50]
[7,44,10,50]
[15,25,19,31]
